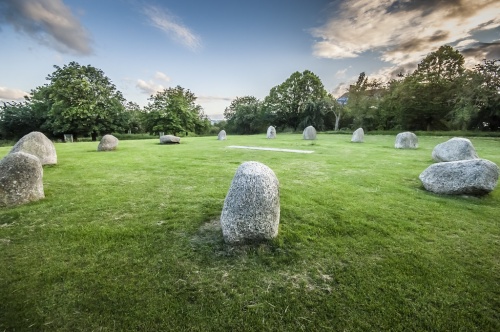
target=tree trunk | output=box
[91,131,98,141]
[335,113,341,131]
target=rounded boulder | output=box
[10,131,57,165]
[395,132,418,149]
[303,126,317,140]
[0,152,44,207]
[220,161,280,244]
[97,134,119,151]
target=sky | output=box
[0,0,499,120]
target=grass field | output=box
[1,133,499,331]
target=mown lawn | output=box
[1,133,499,331]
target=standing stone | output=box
[432,137,478,162]
[0,152,44,207]
[9,131,57,165]
[351,128,364,143]
[419,159,499,196]
[97,134,119,151]
[160,135,181,144]
[217,130,227,140]
[220,161,280,244]
[395,132,418,149]
[303,126,317,140]
[267,126,276,139]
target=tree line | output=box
[0,62,211,141]
[1,45,499,141]
[223,45,499,134]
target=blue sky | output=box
[1,0,499,119]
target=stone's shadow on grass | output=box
[190,219,288,259]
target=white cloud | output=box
[154,71,171,82]
[0,0,92,55]
[0,87,28,100]
[136,79,165,96]
[335,67,351,79]
[311,0,500,72]
[143,5,201,51]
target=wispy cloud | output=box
[143,5,201,51]
[136,79,165,96]
[154,71,171,82]
[0,0,92,55]
[197,95,233,102]
[0,86,28,100]
[311,0,500,77]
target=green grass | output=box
[1,133,499,331]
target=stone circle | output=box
[160,135,181,144]
[303,126,317,140]
[220,161,280,244]
[97,134,119,151]
[432,137,478,162]
[9,131,57,165]
[395,132,418,149]
[267,126,276,139]
[351,128,364,143]
[419,158,499,195]
[0,152,45,207]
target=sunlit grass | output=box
[1,133,499,331]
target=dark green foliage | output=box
[263,70,328,131]
[0,100,47,139]
[40,62,128,140]
[143,85,209,136]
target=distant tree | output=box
[144,86,207,136]
[0,100,47,140]
[322,94,345,131]
[124,101,145,134]
[224,96,264,134]
[35,62,127,140]
[263,70,327,131]
[457,59,500,130]
[346,72,383,130]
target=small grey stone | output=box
[160,135,181,144]
[220,161,280,244]
[97,134,119,151]
[267,126,276,139]
[419,158,499,196]
[432,137,478,162]
[303,126,317,140]
[351,128,364,143]
[217,130,227,140]
[0,152,44,207]
[9,131,57,165]
[395,132,418,149]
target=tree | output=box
[346,72,383,130]
[411,45,465,130]
[263,70,327,131]
[0,100,47,139]
[143,86,207,136]
[36,62,127,140]
[123,101,145,134]
[224,96,264,134]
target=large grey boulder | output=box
[97,134,119,151]
[303,126,317,140]
[217,130,227,140]
[10,131,57,165]
[160,135,180,144]
[220,161,280,244]
[419,159,499,196]
[351,128,364,143]
[267,126,276,139]
[432,137,478,162]
[395,132,418,149]
[0,152,44,207]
